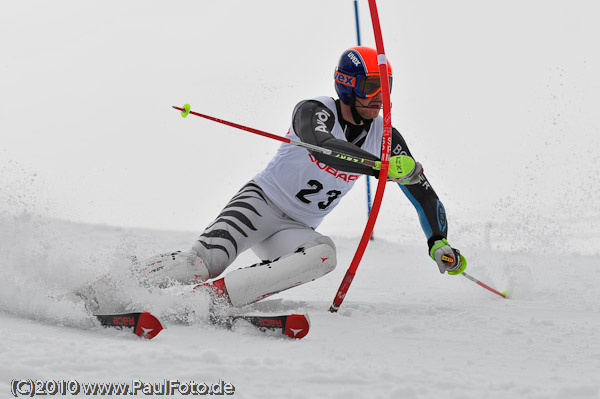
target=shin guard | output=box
[221,243,336,307]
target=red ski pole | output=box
[461,272,508,299]
[172,105,379,169]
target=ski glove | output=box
[430,239,467,275]
[374,155,423,185]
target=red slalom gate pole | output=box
[461,272,508,299]
[329,0,393,313]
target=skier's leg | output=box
[143,182,292,286]
[252,226,335,262]
[203,229,337,307]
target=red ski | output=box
[215,314,310,339]
[94,312,163,339]
[93,312,309,340]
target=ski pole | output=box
[172,105,380,170]
[461,272,508,299]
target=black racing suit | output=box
[292,98,447,251]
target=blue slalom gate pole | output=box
[354,0,362,46]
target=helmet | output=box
[334,46,393,105]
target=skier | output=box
[88,46,466,311]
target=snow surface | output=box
[2,0,600,398]
[1,215,599,399]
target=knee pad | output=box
[191,241,232,279]
[295,236,337,273]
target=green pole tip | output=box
[181,104,191,118]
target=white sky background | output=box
[1,0,599,251]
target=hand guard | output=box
[374,155,423,185]
[429,239,467,275]
[389,161,422,185]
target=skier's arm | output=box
[391,128,468,274]
[390,128,448,243]
[292,100,379,176]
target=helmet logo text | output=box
[347,52,362,67]
[334,71,356,87]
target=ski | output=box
[92,309,308,340]
[212,313,310,339]
[94,312,164,339]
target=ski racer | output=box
[121,46,467,308]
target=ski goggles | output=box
[335,70,393,98]
[355,74,393,98]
